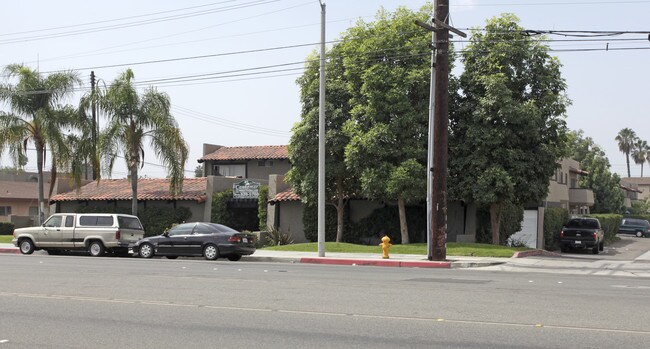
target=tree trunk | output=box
[335,179,345,243]
[641,163,644,178]
[490,202,501,245]
[36,144,46,224]
[131,165,138,216]
[626,153,631,178]
[398,195,409,244]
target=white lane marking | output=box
[611,285,650,289]
[0,339,8,343]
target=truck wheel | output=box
[88,241,105,257]
[560,245,568,253]
[19,239,35,255]
[592,244,599,254]
[636,231,643,238]
[599,241,604,251]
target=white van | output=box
[12,213,145,256]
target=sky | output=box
[1,0,649,180]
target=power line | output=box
[0,0,281,45]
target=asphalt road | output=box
[1,254,650,349]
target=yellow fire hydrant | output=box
[379,235,392,259]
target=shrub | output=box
[0,222,15,235]
[543,207,569,251]
[586,213,622,244]
[302,203,341,242]
[258,185,268,231]
[259,226,294,247]
[74,205,191,237]
[211,189,233,226]
[348,204,426,244]
[475,202,524,245]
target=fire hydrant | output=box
[379,235,392,259]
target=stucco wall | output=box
[276,201,306,243]
[56,200,205,223]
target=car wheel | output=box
[636,231,643,238]
[19,239,35,255]
[88,241,105,257]
[203,244,219,260]
[139,243,154,258]
[599,241,604,251]
[592,244,599,255]
[227,255,242,262]
[166,256,178,259]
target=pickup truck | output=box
[560,217,604,254]
[12,213,145,256]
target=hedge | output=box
[258,185,268,231]
[0,222,15,235]
[543,207,569,251]
[74,205,192,237]
[211,190,233,226]
[586,213,622,244]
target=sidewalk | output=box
[0,242,530,268]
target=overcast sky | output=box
[1,0,648,179]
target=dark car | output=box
[617,218,650,238]
[131,222,255,261]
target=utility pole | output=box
[416,0,465,261]
[317,1,326,257]
[90,71,98,180]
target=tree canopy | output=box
[450,14,570,244]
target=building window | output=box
[213,164,246,177]
[258,160,274,167]
[0,206,11,216]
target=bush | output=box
[543,207,569,251]
[211,190,233,226]
[302,203,342,242]
[74,205,191,237]
[348,204,426,244]
[586,213,622,244]
[475,202,524,245]
[258,185,268,231]
[259,226,294,247]
[0,222,15,235]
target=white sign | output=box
[233,180,260,199]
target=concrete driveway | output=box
[558,234,650,260]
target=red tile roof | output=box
[198,145,288,162]
[269,188,300,204]
[49,178,207,203]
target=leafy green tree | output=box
[287,48,359,243]
[98,69,188,216]
[615,128,637,178]
[0,64,81,223]
[194,164,204,177]
[450,14,570,244]
[569,130,624,213]
[631,139,649,177]
[340,6,433,244]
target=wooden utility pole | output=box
[416,1,465,261]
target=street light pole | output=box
[318,1,326,257]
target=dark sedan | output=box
[131,222,255,261]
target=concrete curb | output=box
[299,257,451,268]
[513,249,562,258]
[450,260,506,268]
[0,247,19,254]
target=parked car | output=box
[12,213,144,256]
[131,222,255,261]
[559,217,604,254]
[617,218,650,238]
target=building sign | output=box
[233,180,260,199]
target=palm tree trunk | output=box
[131,165,138,216]
[36,145,46,224]
[398,195,409,244]
[626,153,631,178]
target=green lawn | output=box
[0,235,14,244]
[262,242,529,258]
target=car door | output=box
[159,223,196,256]
[186,223,215,256]
[59,215,76,248]
[38,215,64,248]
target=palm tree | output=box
[98,69,188,216]
[0,64,81,223]
[632,139,650,177]
[615,128,637,178]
